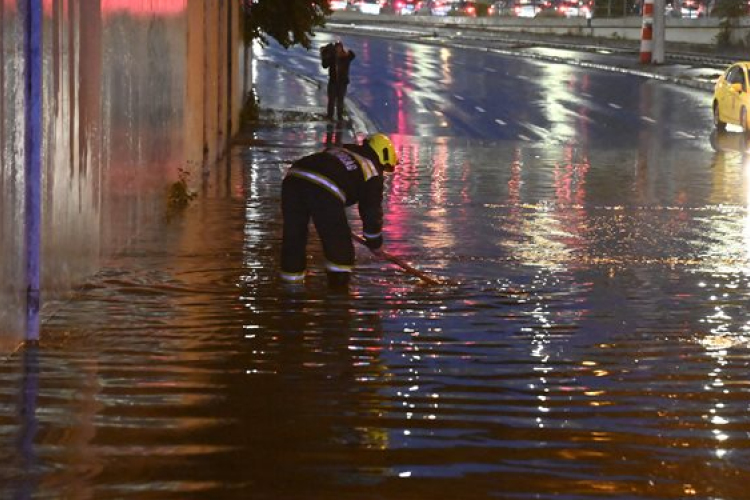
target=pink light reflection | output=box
[34,0,187,16]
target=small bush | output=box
[167,167,197,213]
[712,0,745,47]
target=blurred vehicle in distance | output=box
[424,0,452,15]
[713,62,750,136]
[492,0,551,17]
[555,0,592,17]
[330,0,349,10]
[666,0,705,17]
[388,0,423,14]
[490,0,514,15]
[515,0,545,16]
[449,1,479,15]
[357,0,384,14]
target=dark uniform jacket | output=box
[321,45,356,86]
[287,144,385,249]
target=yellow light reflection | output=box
[503,145,591,272]
[439,48,452,87]
[697,331,735,461]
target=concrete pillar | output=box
[185,1,206,172]
[205,3,220,168]
[184,0,244,174]
[231,1,243,138]
[652,0,665,64]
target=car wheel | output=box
[742,108,750,137]
[714,102,726,131]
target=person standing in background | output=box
[320,40,356,122]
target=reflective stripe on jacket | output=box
[285,144,385,249]
[287,169,346,203]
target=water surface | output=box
[2,41,750,500]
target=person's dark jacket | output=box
[321,44,356,86]
[288,144,384,249]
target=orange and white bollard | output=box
[640,0,654,64]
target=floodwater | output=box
[3,46,750,500]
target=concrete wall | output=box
[0,0,249,351]
[335,11,750,46]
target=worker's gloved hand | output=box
[363,233,383,251]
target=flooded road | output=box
[3,34,750,499]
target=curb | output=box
[257,58,376,138]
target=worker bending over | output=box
[280,133,399,288]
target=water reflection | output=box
[324,122,345,147]
[8,348,40,500]
[3,125,750,497]
[5,31,750,500]
[239,289,394,490]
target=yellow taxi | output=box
[713,62,750,135]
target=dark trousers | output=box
[281,176,354,277]
[327,80,348,120]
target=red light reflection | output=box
[29,0,187,16]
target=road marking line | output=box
[495,119,507,126]
[454,94,465,101]
[608,103,622,109]
[641,116,656,123]
[476,106,486,113]
[486,67,497,73]
[519,134,531,141]
[675,131,696,139]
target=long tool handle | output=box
[352,233,443,286]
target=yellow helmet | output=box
[365,133,398,171]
